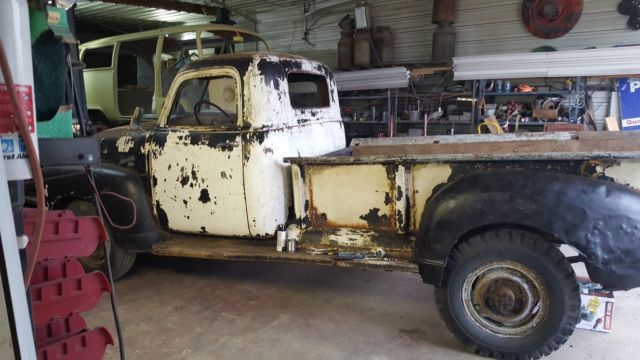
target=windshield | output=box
[162,30,266,57]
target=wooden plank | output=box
[411,66,452,77]
[352,132,640,157]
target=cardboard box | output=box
[533,108,559,120]
[576,281,614,333]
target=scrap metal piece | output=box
[522,0,583,39]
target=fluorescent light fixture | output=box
[453,46,640,80]
[334,67,410,91]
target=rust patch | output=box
[191,166,198,183]
[396,185,404,201]
[385,164,397,181]
[198,189,211,204]
[359,208,390,227]
[310,210,329,227]
[397,209,404,229]
[384,192,393,206]
[180,175,190,187]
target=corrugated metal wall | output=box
[256,0,434,68]
[456,0,636,56]
[255,0,636,67]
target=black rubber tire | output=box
[66,200,136,280]
[435,229,580,360]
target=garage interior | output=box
[1,0,640,359]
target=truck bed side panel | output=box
[302,164,402,231]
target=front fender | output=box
[416,170,640,291]
[43,163,167,251]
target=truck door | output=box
[148,68,250,237]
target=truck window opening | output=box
[288,73,330,109]
[169,76,238,128]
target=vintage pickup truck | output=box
[43,52,640,359]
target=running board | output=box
[151,235,418,273]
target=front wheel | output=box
[66,200,137,280]
[435,229,580,360]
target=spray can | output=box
[287,239,297,253]
[276,226,287,252]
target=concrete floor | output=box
[86,255,640,360]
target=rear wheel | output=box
[435,229,579,360]
[66,200,136,280]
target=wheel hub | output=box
[463,261,549,337]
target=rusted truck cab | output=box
[98,53,345,237]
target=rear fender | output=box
[416,170,640,291]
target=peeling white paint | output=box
[410,163,453,231]
[242,54,345,236]
[116,136,135,153]
[320,228,379,248]
[243,54,341,130]
[150,129,249,237]
[604,160,640,192]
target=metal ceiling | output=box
[75,0,215,34]
[74,0,307,30]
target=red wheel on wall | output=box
[522,0,584,39]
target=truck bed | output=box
[285,131,640,257]
[287,131,640,164]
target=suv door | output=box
[148,68,249,236]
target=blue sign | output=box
[1,138,14,154]
[618,78,640,131]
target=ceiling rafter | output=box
[93,0,218,16]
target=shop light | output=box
[334,67,410,91]
[453,46,640,80]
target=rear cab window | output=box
[288,73,330,109]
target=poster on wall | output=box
[618,78,640,131]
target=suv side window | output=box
[82,45,114,69]
[169,76,238,128]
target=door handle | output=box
[215,141,239,150]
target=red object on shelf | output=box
[25,209,114,359]
[34,312,87,346]
[31,257,86,284]
[37,327,114,360]
[31,271,111,324]
[23,208,106,261]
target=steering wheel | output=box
[193,100,230,125]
